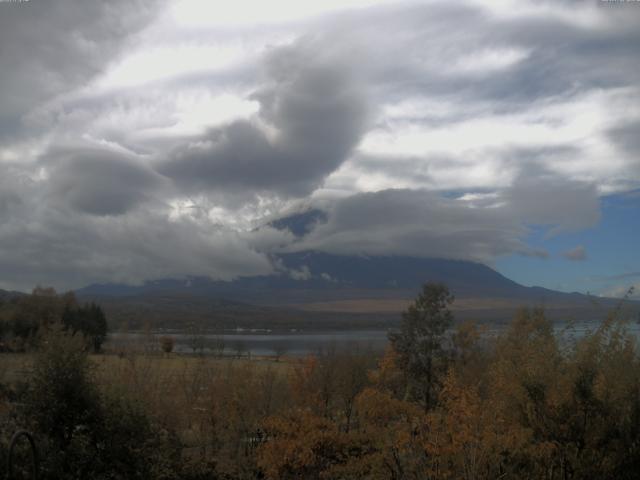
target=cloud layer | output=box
[161,39,369,198]
[0,0,638,291]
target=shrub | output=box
[160,336,175,355]
[19,325,182,480]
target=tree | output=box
[389,282,454,411]
[187,320,207,355]
[62,302,108,353]
[22,326,102,477]
[272,341,289,362]
[20,326,182,479]
[159,335,175,355]
[6,287,68,348]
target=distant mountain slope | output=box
[268,209,328,237]
[77,251,597,308]
[0,288,25,301]
[76,251,640,330]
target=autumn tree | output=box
[335,350,371,432]
[389,282,454,411]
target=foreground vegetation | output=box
[1,284,639,479]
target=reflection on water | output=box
[109,320,640,357]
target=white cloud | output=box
[168,0,402,28]
[601,284,640,300]
[446,47,531,75]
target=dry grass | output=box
[1,351,294,398]
[288,298,413,313]
[0,353,33,386]
[287,296,532,314]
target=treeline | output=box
[1,283,639,479]
[0,286,107,352]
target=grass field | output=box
[1,351,294,387]
[1,349,297,460]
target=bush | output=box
[19,325,183,480]
[160,336,175,355]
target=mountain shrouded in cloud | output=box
[0,0,638,295]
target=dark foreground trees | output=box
[62,302,108,353]
[0,287,108,352]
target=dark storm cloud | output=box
[0,165,28,219]
[160,38,369,197]
[0,0,163,138]
[43,146,166,216]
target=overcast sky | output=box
[0,0,638,296]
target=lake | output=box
[108,319,640,357]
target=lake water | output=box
[109,330,390,356]
[108,320,640,357]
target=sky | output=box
[0,0,638,296]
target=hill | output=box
[0,288,25,301]
[75,252,635,331]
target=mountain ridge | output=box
[77,252,543,300]
[75,251,603,303]
[70,251,640,330]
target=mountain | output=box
[78,252,542,300]
[75,251,630,331]
[0,288,25,301]
[267,209,328,237]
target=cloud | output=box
[0,0,164,139]
[563,245,587,261]
[506,172,600,235]
[289,189,528,262]
[0,147,277,291]
[601,283,640,300]
[0,0,638,291]
[608,119,640,165]
[43,145,166,216]
[281,172,600,262]
[289,265,312,281]
[0,201,276,292]
[160,37,370,198]
[521,248,550,259]
[0,165,28,219]
[603,271,640,281]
